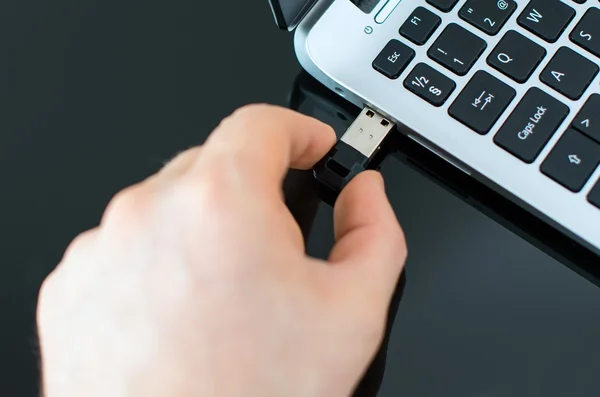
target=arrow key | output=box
[541,129,600,192]
[573,94,600,144]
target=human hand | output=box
[37,104,407,397]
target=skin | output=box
[36,104,407,397]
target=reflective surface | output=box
[1,1,600,396]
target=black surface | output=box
[268,0,317,29]
[487,30,546,84]
[372,39,415,80]
[427,23,487,76]
[449,70,516,135]
[3,1,600,397]
[517,0,575,43]
[458,0,516,36]
[540,47,599,101]
[494,88,569,163]
[541,129,600,192]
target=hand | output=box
[37,104,407,397]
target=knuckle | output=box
[103,185,153,226]
[218,104,274,131]
[173,171,232,213]
[62,229,96,260]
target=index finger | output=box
[198,104,336,186]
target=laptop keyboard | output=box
[371,0,600,210]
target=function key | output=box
[487,30,546,83]
[458,0,517,36]
[427,23,487,76]
[589,179,600,210]
[449,70,516,135]
[400,7,441,46]
[426,0,459,13]
[494,88,569,163]
[517,0,575,43]
[572,94,600,144]
[570,8,600,58]
[403,63,456,106]
[372,39,415,80]
[541,129,600,192]
[540,47,599,100]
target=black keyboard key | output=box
[570,8,600,58]
[449,70,516,135]
[458,0,517,36]
[426,0,459,12]
[487,30,546,83]
[372,39,415,80]
[494,88,569,163]
[400,7,441,46]
[404,63,456,106]
[589,180,600,209]
[540,47,599,100]
[517,0,575,43]
[427,23,487,76]
[573,94,600,144]
[541,129,600,192]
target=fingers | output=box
[328,171,407,303]
[196,104,336,186]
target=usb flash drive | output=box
[313,107,396,197]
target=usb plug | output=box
[313,107,395,196]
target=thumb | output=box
[328,171,407,305]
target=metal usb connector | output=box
[313,107,395,197]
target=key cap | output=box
[494,88,569,163]
[517,0,575,43]
[372,39,415,80]
[573,94,600,144]
[589,179,600,209]
[449,70,516,135]
[540,47,599,100]
[570,8,600,58]
[426,0,459,12]
[400,7,441,46]
[458,0,517,36]
[541,129,600,192]
[487,30,546,83]
[427,23,487,76]
[403,63,456,106]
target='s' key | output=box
[573,94,600,144]
[449,71,516,135]
[541,129,600,192]
[570,8,600,58]
[494,88,569,163]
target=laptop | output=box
[268,0,600,257]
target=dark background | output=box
[2,0,600,396]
